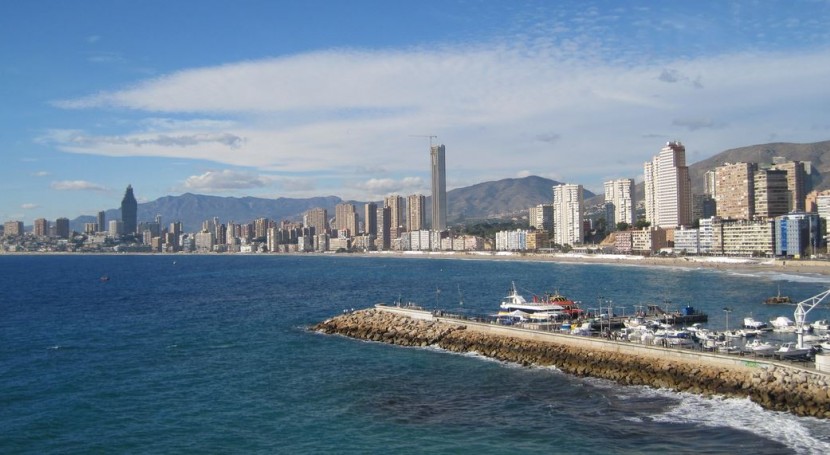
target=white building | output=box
[604,178,635,228]
[673,226,700,254]
[496,229,528,251]
[644,141,692,228]
[552,184,584,246]
[528,204,553,233]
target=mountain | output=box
[446,175,595,221]
[584,139,830,209]
[70,176,593,232]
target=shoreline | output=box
[2,249,828,276]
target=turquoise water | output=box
[2,254,830,454]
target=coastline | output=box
[3,249,828,277]
[354,250,830,277]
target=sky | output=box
[2,0,830,223]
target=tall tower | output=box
[644,142,692,228]
[363,202,377,236]
[384,195,405,234]
[120,185,138,235]
[430,144,447,231]
[407,194,427,232]
[714,162,755,220]
[97,211,106,233]
[552,184,584,246]
[603,178,635,227]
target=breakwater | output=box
[314,307,830,419]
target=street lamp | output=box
[723,307,732,332]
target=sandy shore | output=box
[357,250,830,277]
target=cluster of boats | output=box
[495,282,829,360]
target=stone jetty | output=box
[314,307,830,419]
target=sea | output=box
[2,254,830,454]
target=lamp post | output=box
[723,307,732,332]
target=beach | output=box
[356,250,830,277]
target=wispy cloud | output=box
[50,180,108,192]
[182,170,273,192]
[31,171,50,177]
[46,40,830,194]
[21,203,38,209]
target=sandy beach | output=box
[359,250,830,277]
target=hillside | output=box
[71,175,585,232]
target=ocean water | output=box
[2,254,830,454]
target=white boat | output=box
[775,342,812,359]
[811,319,830,331]
[743,317,768,330]
[717,341,741,354]
[770,316,796,332]
[499,282,566,318]
[744,339,776,356]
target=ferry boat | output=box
[541,290,583,318]
[498,282,566,320]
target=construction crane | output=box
[793,288,830,349]
[409,134,438,147]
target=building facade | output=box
[120,185,138,235]
[775,213,821,258]
[754,169,789,219]
[552,184,584,246]
[430,144,447,231]
[604,178,635,227]
[644,141,692,228]
[407,194,427,232]
[714,162,755,220]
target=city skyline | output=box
[3,1,830,223]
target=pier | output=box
[315,305,830,419]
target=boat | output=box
[775,342,812,359]
[499,282,566,319]
[744,339,777,356]
[764,286,792,305]
[770,316,796,332]
[541,290,583,318]
[811,319,830,331]
[742,317,767,330]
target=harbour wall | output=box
[313,306,830,419]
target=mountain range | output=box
[73,139,829,232]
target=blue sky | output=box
[3,1,830,223]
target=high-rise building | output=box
[304,208,328,235]
[109,219,123,237]
[754,169,789,219]
[120,185,138,235]
[430,144,447,231]
[770,160,806,212]
[552,184,584,246]
[704,170,717,197]
[377,206,391,250]
[3,220,24,236]
[603,178,635,228]
[384,195,405,233]
[363,202,377,236]
[407,194,427,232]
[55,217,70,238]
[528,204,553,233]
[335,203,358,236]
[34,218,49,236]
[254,217,271,239]
[714,162,755,220]
[97,211,106,234]
[644,141,692,228]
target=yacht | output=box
[499,282,566,319]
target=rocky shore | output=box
[314,308,830,419]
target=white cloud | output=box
[45,43,830,194]
[31,171,50,177]
[182,170,274,192]
[50,180,108,191]
[21,203,38,209]
[352,177,426,198]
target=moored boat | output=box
[499,282,566,319]
[764,286,792,305]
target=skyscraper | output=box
[384,195,405,234]
[770,160,806,212]
[603,178,635,227]
[407,194,427,232]
[335,203,358,236]
[97,211,106,234]
[552,184,584,246]
[304,208,328,235]
[643,142,692,228]
[714,162,755,220]
[430,144,447,231]
[120,185,138,235]
[363,202,377,236]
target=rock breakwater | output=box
[314,308,830,419]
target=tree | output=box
[634,218,650,229]
[616,222,630,231]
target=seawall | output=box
[313,306,830,419]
